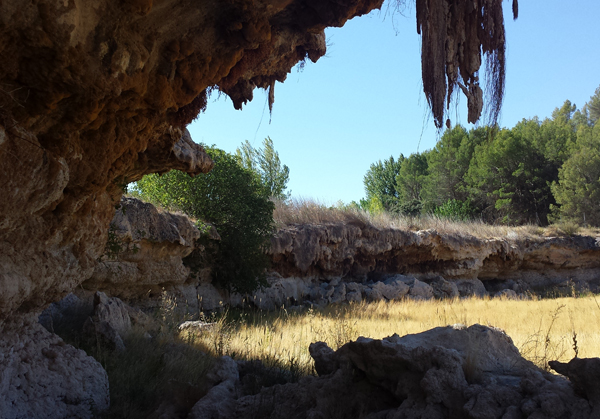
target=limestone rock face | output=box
[189,325,593,419]
[270,224,600,288]
[82,291,133,352]
[187,356,240,419]
[0,0,384,325]
[0,321,109,419]
[0,0,385,415]
[85,197,203,301]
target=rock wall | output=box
[86,198,203,298]
[0,0,382,329]
[82,197,225,314]
[270,223,600,289]
[0,1,384,416]
[85,202,600,313]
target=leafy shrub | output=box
[433,199,475,221]
[392,199,423,216]
[134,146,274,294]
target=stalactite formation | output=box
[416,0,518,128]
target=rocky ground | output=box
[40,290,600,419]
[188,324,597,419]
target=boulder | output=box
[252,277,310,311]
[309,342,338,376]
[82,291,134,352]
[346,291,362,303]
[429,276,460,299]
[92,291,132,334]
[377,278,410,300]
[187,357,239,419]
[456,278,489,298]
[345,281,364,303]
[330,283,347,304]
[178,321,216,333]
[0,323,109,419]
[409,278,435,299]
[345,282,362,293]
[365,286,384,302]
[550,358,600,416]
[197,284,226,311]
[188,325,593,419]
[83,317,126,352]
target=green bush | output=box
[134,146,274,294]
[433,199,475,221]
[391,199,423,216]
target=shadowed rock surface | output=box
[0,322,110,419]
[188,325,594,419]
[0,0,384,326]
[0,0,385,416]
[550,358,600,418]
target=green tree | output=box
[422,125,488,211]
[433,199,476,221]
[396,152,429,203]
[236,137,290,200]
[363,155,405,211]
[586,85,600,125]
[466,129,555,225]
[551,124,600,225]
[135,146,274,293]
[536,101,579,165]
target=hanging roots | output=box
[416,0,518,128]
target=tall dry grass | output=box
[185,295,600,373]
[273,198,600,240]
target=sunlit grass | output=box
[185,295,600,373]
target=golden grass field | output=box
[185,295,600,374]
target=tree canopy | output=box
[362,84,600,226]
[236,137,290,200]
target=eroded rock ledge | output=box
[270,223,600,287]
[0,0,384,416]
[80,200,600,314]
[0,0,383,330]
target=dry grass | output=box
[184,295,600,373]
[273,198,598,241]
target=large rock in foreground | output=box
[189,325,592,419]
[0,321,109,419]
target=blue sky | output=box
[188,0,600,205]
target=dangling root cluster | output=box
[416,0,518,128]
